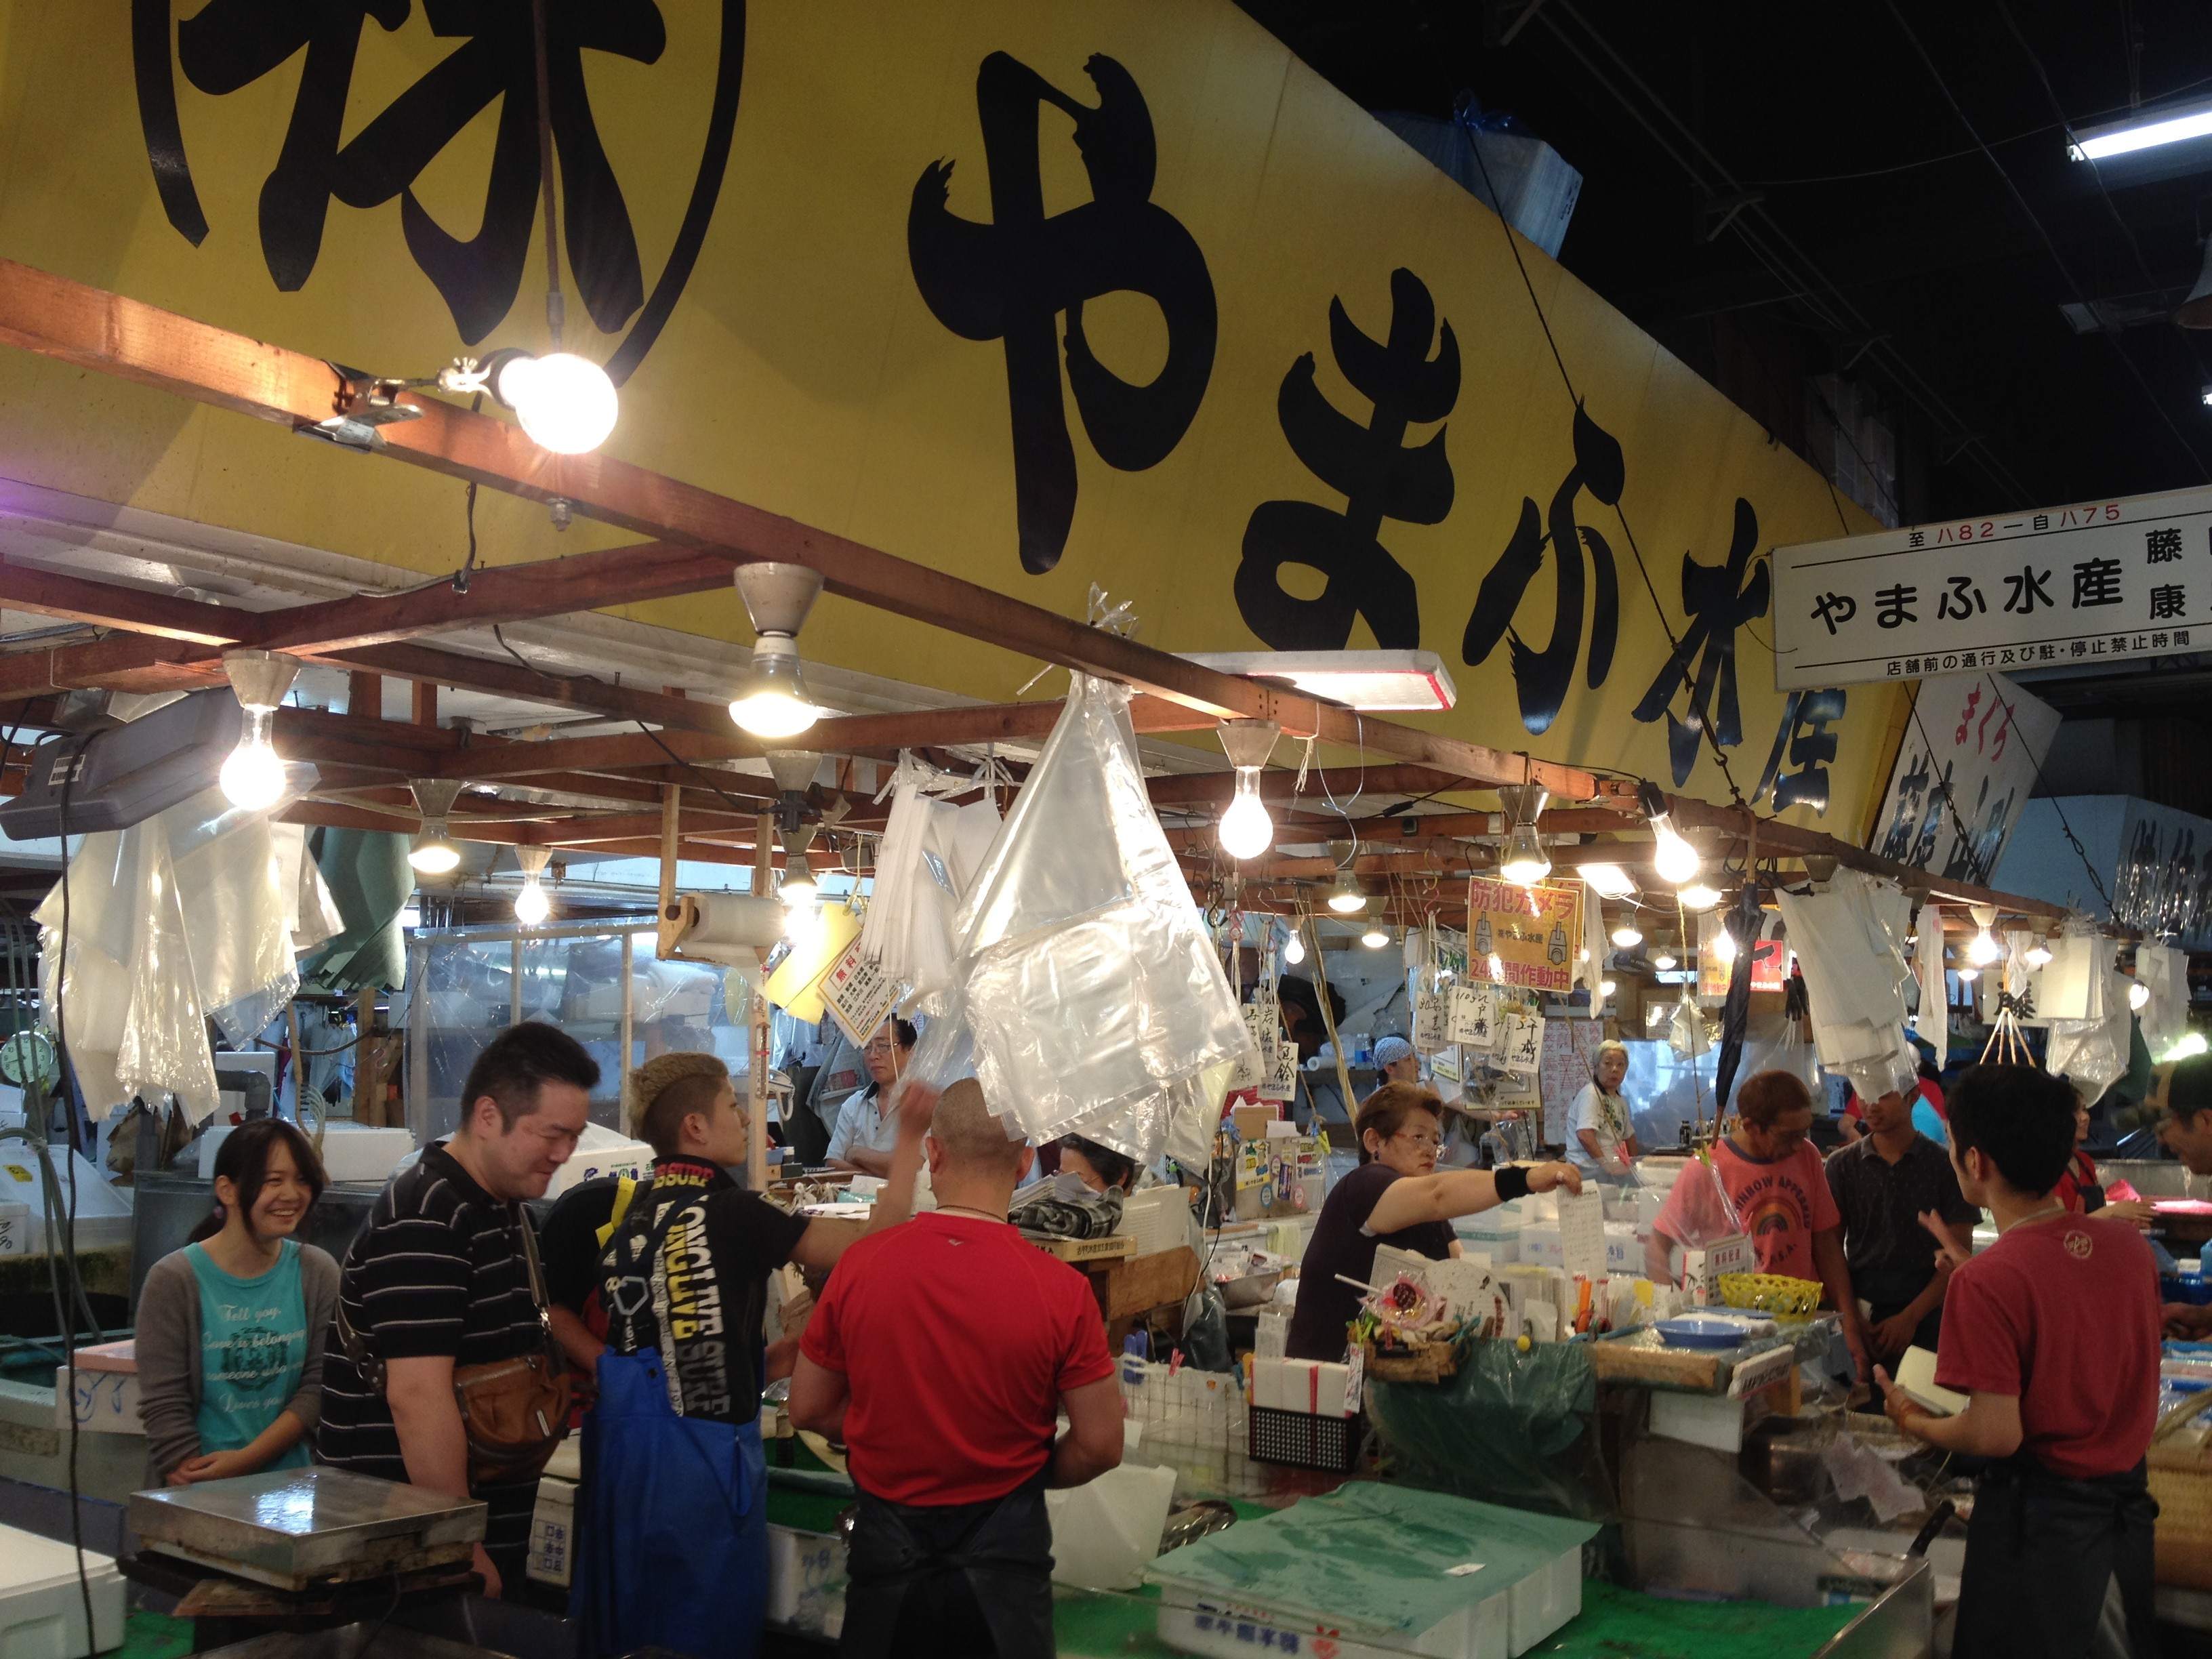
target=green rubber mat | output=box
[112,1610,193,1658]
[1528,1581,1860,1658]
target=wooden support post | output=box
[750,812,773,1192]
[347,671,382,722]
[659,785,682,918]
[412,682,438,729]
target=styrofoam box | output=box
[527,1476,575,1587]
[766,1525,846,1638]
[54,1340,142,1437]
[0,1201,27,1256]
[0,1523,126,1658]
[549,1134,655,1198]
[1116,1187,1191,1258]
[0,1151,131,1253]
[1518,1225,1563,1267]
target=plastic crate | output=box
[1246,1405,1359,1473]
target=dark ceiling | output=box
[1238,0,2212,525]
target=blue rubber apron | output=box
[571,1346,768,1659]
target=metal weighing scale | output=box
[130,1468,487,1592]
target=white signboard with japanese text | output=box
[1866,674,2060,887]
[1772,488,2212,689]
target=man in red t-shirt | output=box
[1647,1071,1868,1379]
[790,1078,1120,1659]
[1876,1064,2160,1658]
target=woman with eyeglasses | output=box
[827,1018,917,1177]
[1286,1082,1582,1362]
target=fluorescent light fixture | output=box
[1580,863,1637,899]
[2068,100,2212,163]
[1178,649,1457,712]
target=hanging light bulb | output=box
[1325,842,1367,913]
[1967,905,2001,967]
[1496,785,1551,886]
[1712,928,1739,965]
[489,350,619,455]
[407,779,467,876]
[1610,922,1643,949]
[729,565,825,739]
[512,845,553,926]
[1361,924,1390,949]
[1581,863,1637,899]
[218,651,302,811]
[1677,883,1722,912]
[1599,980,1617,998]
[1214,720,1281,861]
[2025,939,2054,968]
[1956,966,1979,983]
[1654,953,1678,971]
[779,822,820,912]
[1283,927,1307,966]
[2130,978,2152,1012]
[1638,781,1701,886]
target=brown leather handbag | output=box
[336,1204,571,1487]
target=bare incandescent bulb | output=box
[220,705,287,811]
[1218,771,1274,861]
[495,351,619,455]
[1283,930,1306,966]
[1610,922,1643,949]
[513,877,552,926]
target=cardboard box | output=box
[1029,1233,1136,1263]
[1231,1104,1278,1143]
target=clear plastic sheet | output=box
[2139,943,2190,1057]
[37,778,310,1121]
[1774,871,1917,1103]
[2047,964,2133,1097]
[908,675,1250,1145]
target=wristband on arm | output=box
[1492,1165,1532,1203]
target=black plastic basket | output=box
[1248,1406,1360,1473]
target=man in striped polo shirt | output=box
[318,1023,598,1598]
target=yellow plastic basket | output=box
[1718,1272,1822,1319]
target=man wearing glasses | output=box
[827,1018,917,1178]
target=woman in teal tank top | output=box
[137,1120,341,1487]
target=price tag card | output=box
[1242,1001,1282,1069]
[1449,983,1499,1050]
[1498,1012,1543,1077]
[1263,1038,1300,1102]
[819,941,900,1047]
[1412,989,1450,1053]
[1558,1189,1607,1279]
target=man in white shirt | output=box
[827,1019,916,1177]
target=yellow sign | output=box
[0,1,1904,824]
[1466,878,1582,995]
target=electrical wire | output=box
[1460,112,1753,811]
[50,742,94,1648]
[1978,672,2114,913]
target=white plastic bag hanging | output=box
[2139,943,2190,1055]
[2047,960,2132,1097]
[907,674,1250,1144]
[858,754,1002,1010]
[1775,870,1917,1102]
[1912,902,1947,1070]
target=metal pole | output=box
[619,930,634,1126]
[750,813,773,1190]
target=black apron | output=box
[1953,1453,2159,1659]
[840,1474,1054,1659]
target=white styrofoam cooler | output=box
[0,1523,126,1658]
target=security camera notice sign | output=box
[1771,485,2212,689]
[1465,878,1583,994]
[820,943,899,1048]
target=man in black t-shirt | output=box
[319,1023,600,1599]
[567,1050,924,1659]
[1826,1088,1980,1363]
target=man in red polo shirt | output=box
[790,1078,1121,1659]
[1876,1063,2160,1658]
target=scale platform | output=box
[130,1467,487,1591]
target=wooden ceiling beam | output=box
[0,260,1602,802]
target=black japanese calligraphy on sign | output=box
[1936,575,1986,620]
[1461,403,1623,735]
[910,52,1218,577]
[2152,583,2188,620]
[1755,687,1847,815]
[1874,583,1917,628]
[1234,268,1454,651]
[1808,592,1856,635]
[2072,558,2124,608]
[2147,527,2184,564]
[2003,565,2053,615]
[1875,745,1952,869]
[1631,497,1771,787]
[130,0,743,377]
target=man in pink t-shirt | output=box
[1649,1070,1867,1379]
